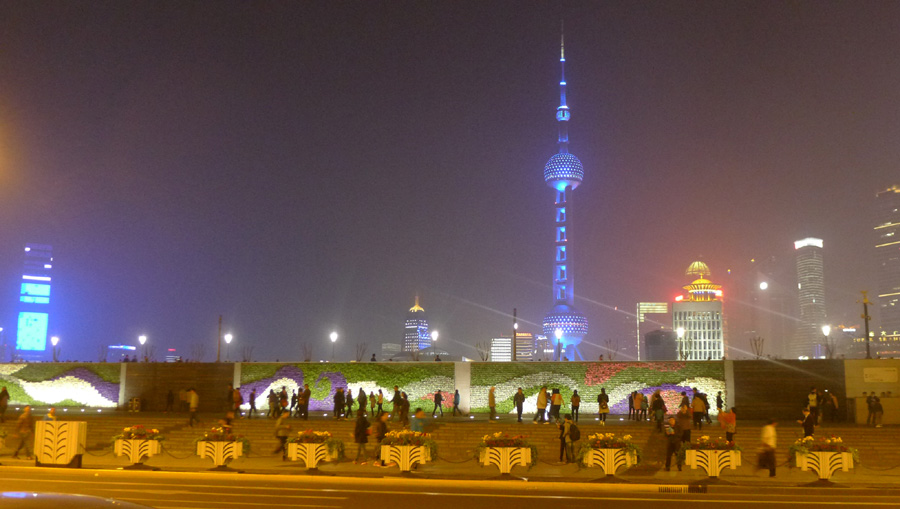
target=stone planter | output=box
[479,447,532,475]
[197,440,243,470]
[795,451,854,480]
[114,439,161,469]
[288,442,332,470]
[684,449,741,478]
[35,421,87,468]
[583,448,637,476]
[380,444,431,472]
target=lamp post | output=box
[138,335,147,362]
[216,315,223,363]
[554,328,563,361]
[821,325,831,359]
[512,308,518,362]
[676,327,686,360]
[224,333,233,362]
[51,335,60,362]
[860,291,872,359]
[330,331,338,362]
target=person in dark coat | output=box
[799,408,816,437]
[664,416,682,471]
[432,390,444,417]
[334,388,345,420]
[353,409,370,464]
[391,386,402,421]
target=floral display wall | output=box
[468,362,726,415]
[0,364,120,408]
[238,363,454,412]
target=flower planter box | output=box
[583,448,637,476]
[479,447,532,475]
[197,440,243,469]
[288,442,332,470]
[380,445,431,472]
[795,451,854,480]
[114,439,161,469]
[35,421,87,468]
[684,449,741,478]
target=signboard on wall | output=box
[863,367,898,383]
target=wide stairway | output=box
[2,412,898,471]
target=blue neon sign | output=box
[21,283,51,297]
[16,312,48,351]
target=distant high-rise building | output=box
[381,343,401,360]
[791,238,826,359]
[16,244,53,362]
[635,302,669,360]
[875,185,900,336]
[541,27,589,360]
[403,296,431,352]
[644,329,678,361]
[672,262,725,361]
[489,336,512,362]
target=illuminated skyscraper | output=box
[875,185,900,336]
[403,296,431,353]
[672,262,725,361]
[541,28,589,360]
[16,244,53,361]
[791,238,826,359]
[636,302,669,360]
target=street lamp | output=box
[224,333,233,361]
[330,331,338,362]
[821,325,831,359]
[676,327,686,360]
[138,335,147,362]
[431,330,439,343]
[51,336,60,362]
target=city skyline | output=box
[1,3,898,361]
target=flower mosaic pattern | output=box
[0,364,120,407]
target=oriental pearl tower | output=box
[542,28,589,361]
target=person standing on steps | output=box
[558,413,575,463]
[570,390,581,423]
[549,388,562,423]
[718,406,737,442]
[760,418,778,477]
[488,387,497,422]
[377,389,384,416]
[248,389,257,419]
[534,386,549,424]
[369,391,377,416]
[353,409,370,465]
[0,386,9,423]
[274,410,291,460]
[188,388,200,427]
[391,386,402,421]
[799,407,816,437]
[357,388,367,416]
[514,388,526,422]
[664,416,682,471]
[597,388,609,425]
[300,384,311,420]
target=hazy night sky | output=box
[1,2,897,361]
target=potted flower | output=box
[576,432,641,478]
[195,426,251,470]
[789,435,858,482]
[112,425,164,470]
[380,430,437,473]
[475,432,538,476]
[680,436,742,480]
[287,430,345,471]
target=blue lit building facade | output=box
[542,32,589,360]
[403,296,431,353]
[16,244,53,361]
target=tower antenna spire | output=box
[556,19,569,154]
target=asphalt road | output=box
[1,467,898,509]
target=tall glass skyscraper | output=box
[16,244,53,361]
[875,185,900,336]
[791,238,826,359]
[541,28,589,360]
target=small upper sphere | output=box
[544,153,584,186]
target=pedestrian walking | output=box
[410,407,426,432]
[799,407,815,437]
[248,389,257,419]
[399,392,410,426]
[346,388,355,417]
[357,389,367,416]
[549,388,562,423]
[391,386,402,421]
[558,414,575,463]
[432,390,443,417]
[514,388,525,422]
[0,386,10,422]
[369,391,377,416]
[274,410,291,460]
[807,387,819,424]
[759,419,777,477]
[677,405,692,444]
[12,406,35,459]
[692,391,706,430]
[300,384,311,420]
[377,389,384,416]
[334,388,345,420]
[452,389,462,417]
[353,409,370,464]
[664,417,682,471]
[534,386,548,424]
[872,396,884,428]
[373,412,389,466]
[718,407,737,442]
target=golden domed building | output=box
[673,261,725,360]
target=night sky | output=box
[1,2,897,362]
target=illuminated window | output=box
[556,227,567,242]
[556,207,566,223]
[556,265,567,281]
[557,246,567,261]
[557,285,566,300]
[556,188,567,205]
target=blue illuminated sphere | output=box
[542,310,589,348]
[544,153,584,188]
